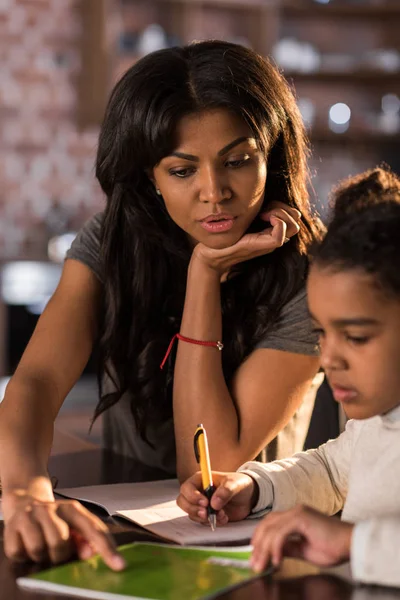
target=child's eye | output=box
[346,335,369,345]
[312,327,324,338]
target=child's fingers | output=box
[251,531,273,573]
[251,513,275,549]
[251,523,286,571]
[194,509,229,527]
[251,507,312,571]
[216,510,229,526]
[178,475,208,507]
[177,494,208,521]
[192,507,228,526]
[281,537,306,561]
[211,473,253,511]
[250,512,286,571]
[270,524,294,566]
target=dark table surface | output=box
[1,449,400,600]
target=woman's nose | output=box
[198,168,231,204]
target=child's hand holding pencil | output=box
[177,470,259,526]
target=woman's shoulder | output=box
[278,287,309,318]
[256,286,319,356]
[65,211,104,282]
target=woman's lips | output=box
[199,218,236,233]
[331,385,358,403]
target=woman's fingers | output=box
[230,216,287,259]
[263,202,302,223]
[4,529,29,563]
[16,509,48,563]
[71,530,95,561]
[32,503,73,564]
[260,205,301,239]
[5,499,125,571]
[266,216,287,247]
[56,501,125,571]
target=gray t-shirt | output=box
[66,213,320,475]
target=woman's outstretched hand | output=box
[250,505,353,573]
[193,203,301,275]
[2,489,126,570]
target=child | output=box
[178,167,400,587]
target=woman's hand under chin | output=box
[192,203,301,276]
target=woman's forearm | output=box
[0,375,57,496]
[173,258,241,480]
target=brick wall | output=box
[0,0,103,260]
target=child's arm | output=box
[351,516,400,587]
[250,507,400,589]
[239,418,363,516]
[178,419,362,524]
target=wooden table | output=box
[1,449,400,600]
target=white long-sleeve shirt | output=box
[239,404,400,587]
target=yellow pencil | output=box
[194,424,217,531]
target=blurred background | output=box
[0,0,398,446]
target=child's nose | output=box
[320,341,346,372]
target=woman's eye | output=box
[169,168,195,178]
[226,157,249,168]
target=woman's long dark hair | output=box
[94,40,323,439]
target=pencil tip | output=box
[209,515,217,532]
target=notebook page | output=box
[117,500,260,545]
[56,480,180,515]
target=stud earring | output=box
[156,188,162,196]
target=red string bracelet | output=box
[160,333,223,370]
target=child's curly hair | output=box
[312,166,400,298]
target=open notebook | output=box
[18,542,272,600]
[56,480,261,545]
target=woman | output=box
[0,40,321,567]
